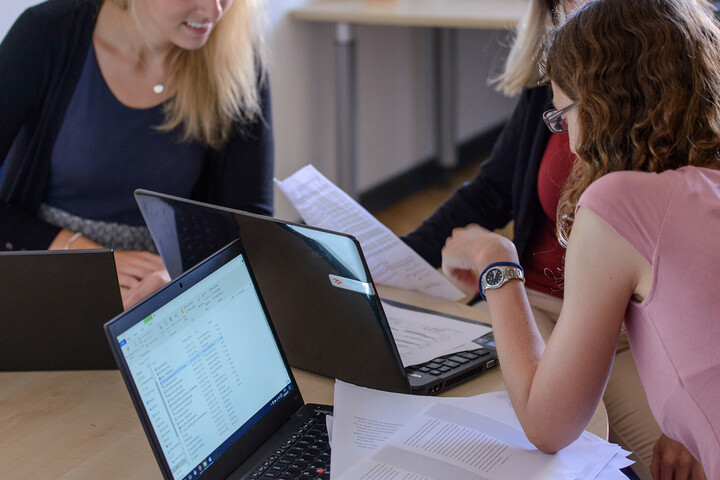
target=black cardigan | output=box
[403,86,553,268]
[0,0,274,251]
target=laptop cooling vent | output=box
[444,366,484,388]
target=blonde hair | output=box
[111,0,267,149]
[492,0,561,96]
[543,0,720,243]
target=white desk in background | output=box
[290,0,526,198]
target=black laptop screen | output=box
[114,254,293,480]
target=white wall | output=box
[266,1,517,219]
[2,0,518,220]
[1,0,39,38]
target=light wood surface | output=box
[290,0,526,29]
[0,285,607,479]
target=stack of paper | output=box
[329,380,632,480]
[275,165,465,301]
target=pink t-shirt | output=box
[577,166,720,476]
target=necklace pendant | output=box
[153,83,165,94]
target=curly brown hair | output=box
[542,0,720,243]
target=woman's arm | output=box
[0,8,47,160]
[0,4,93,251]
[441,207,648,451]
[404,87,549,268]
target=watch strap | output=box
[478,262,525,301]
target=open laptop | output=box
[0,249,123,370]
[135,189,498,395]
[104,239,332,480]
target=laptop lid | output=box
[104,239,308,480]
[0,249,123,371]
[135,190,411,394]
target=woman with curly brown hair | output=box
[407,0,697,476]
[441,0,720,477]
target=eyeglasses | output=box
[542,101,579,133]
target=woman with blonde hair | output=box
[441,0,720,477]
[0,0,273,307]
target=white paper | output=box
[274,165,465,301]
[330,381,630,480]
[381,301,491,367]
[594,451,635,479]
[331,379,480,477]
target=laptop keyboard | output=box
[407,347,493,376]
[248,410,331,480]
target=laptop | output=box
[0,249,123,370]
[104,239,333,480]
[135,189,498,395]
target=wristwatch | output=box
[479,262,525,301]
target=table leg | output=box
[435,28,458,170]
[335,22,358,199]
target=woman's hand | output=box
[441,224,519,292]
[651,434,706,480]
[113,250,166,290]
[121,268,171,310]
[50,229,166,295]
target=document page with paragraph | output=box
[330,381,632,480]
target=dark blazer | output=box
[0,0,274,251]
[403,86,553,268]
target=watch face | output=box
[486,268,504,287]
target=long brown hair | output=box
[543,0,720,243]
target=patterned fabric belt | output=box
[38,204,157,252]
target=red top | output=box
[521,133,575,298]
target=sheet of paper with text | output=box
[330,380,633,480]
[275,165,466,301]
[381,300,491,367]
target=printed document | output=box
[331,380,632,480]
[381,300,491,367]
[275,165,465,301]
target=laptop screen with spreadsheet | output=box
[108,244,297,480]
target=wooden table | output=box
[0,285,606,479]
[290,0,526,197]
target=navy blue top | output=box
[46,44,205,226]
[1,0,273,252]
